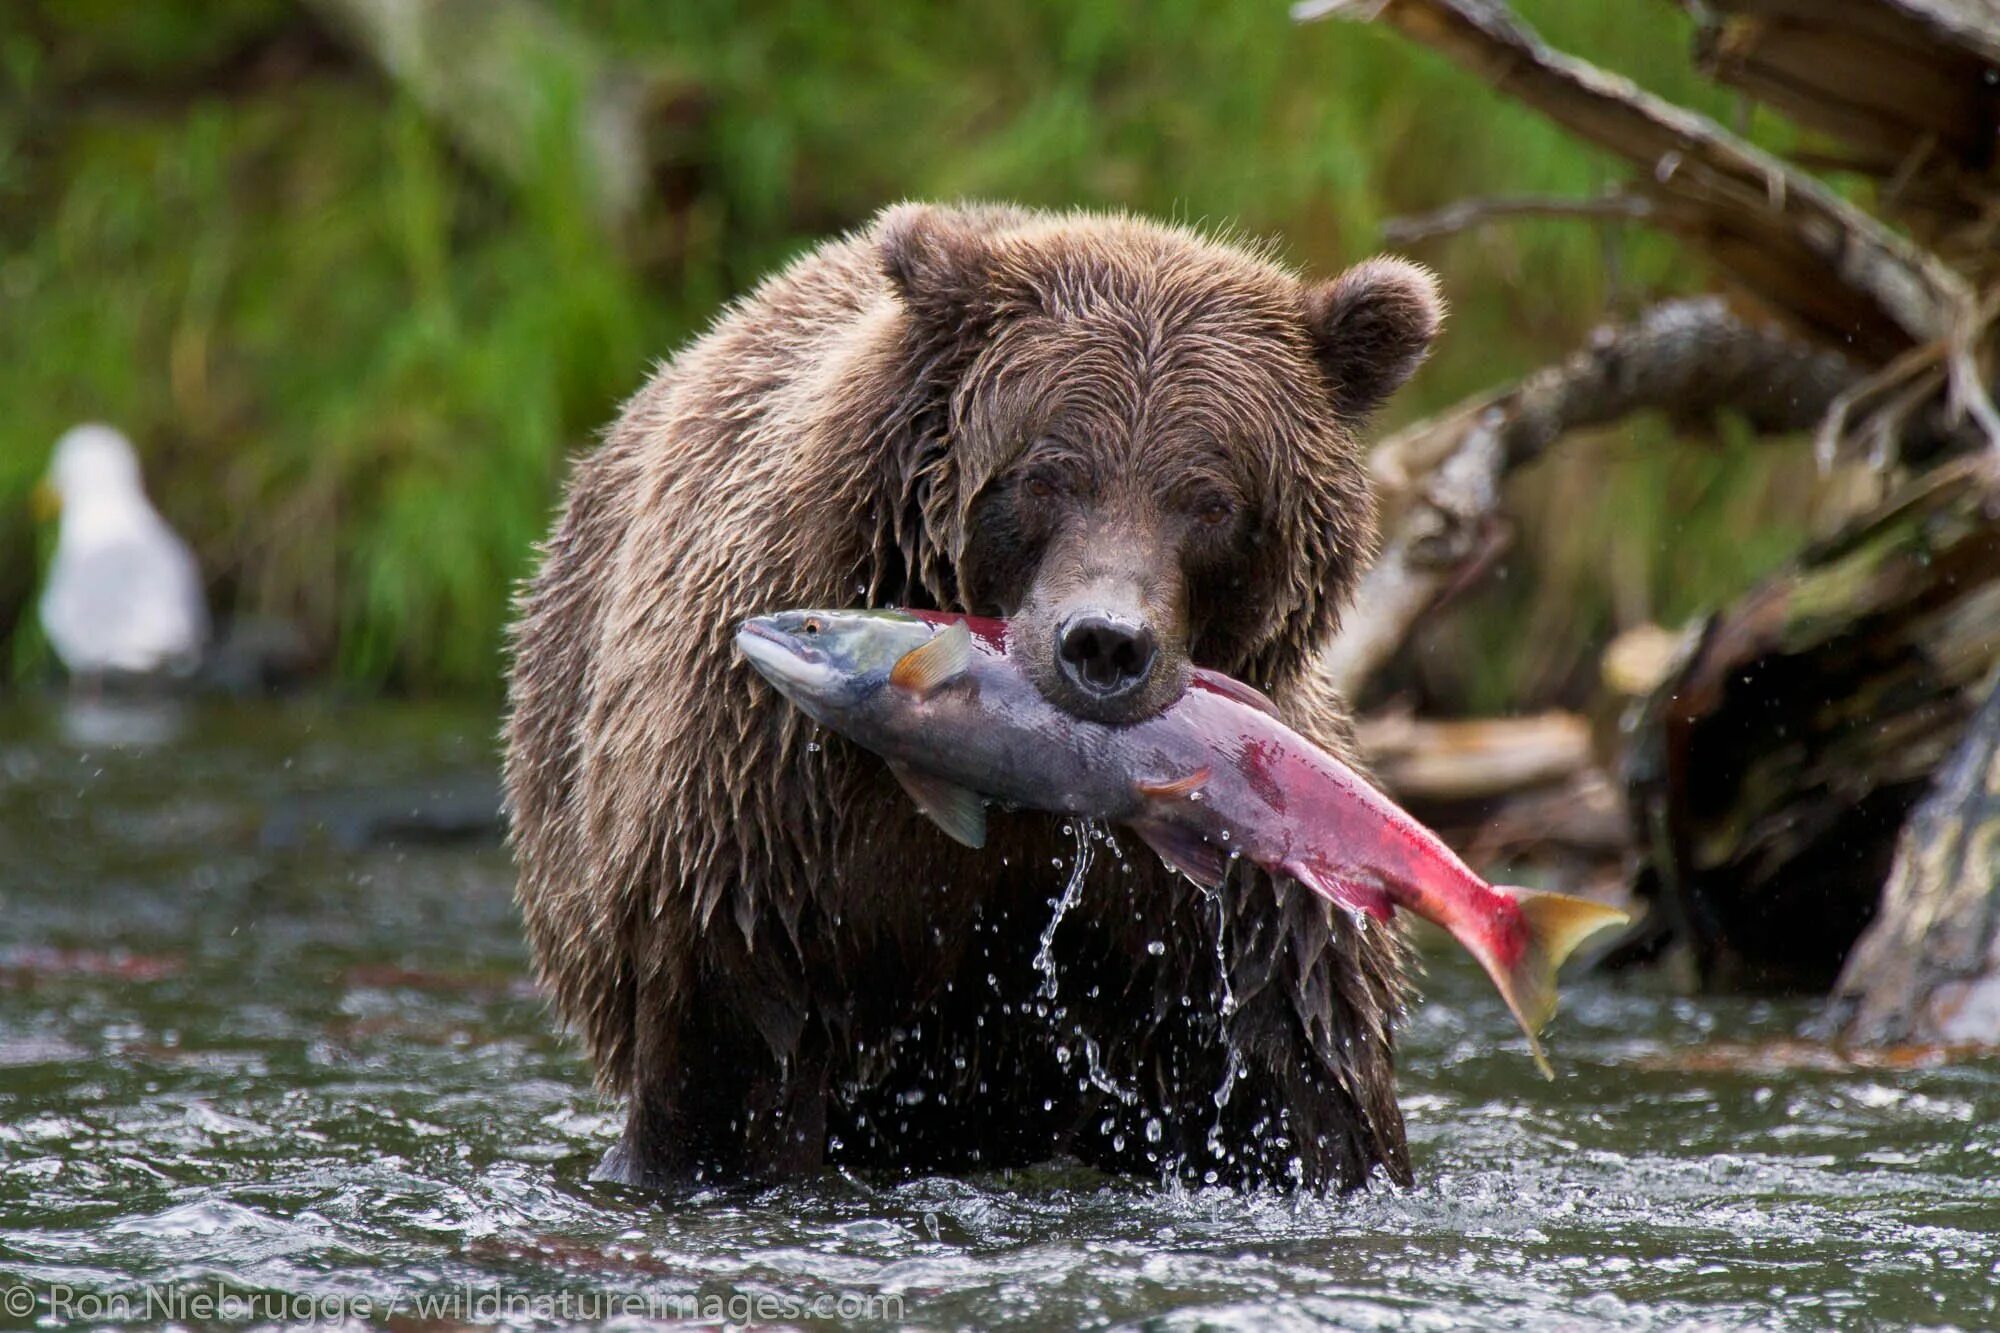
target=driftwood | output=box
[1322,298,1855,696]
[1302,0,2000,464]
[1296,0,1979,361]
[1623,456,2000,992]
[304,0,701,231]
[1826,666,2000,1044]
[1302,0,2000,1026]
[1692,0,2000,279]
[1356,710,1592,802]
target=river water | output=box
[0,700,1994,1329]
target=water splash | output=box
[1032,820,1095,1002]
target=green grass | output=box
[0,0,1816,699]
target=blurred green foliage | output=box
[0,0,1824,702]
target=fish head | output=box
[735,609,935,720]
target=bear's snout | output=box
[1014,560,1187,725]
[1056,612,1156,700]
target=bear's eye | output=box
[1023,474,1059,501]
[1195,495,1236,526]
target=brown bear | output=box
[504,202,1442,1192]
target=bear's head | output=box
[879,204,1442,722]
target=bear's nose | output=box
[1057,613,1157,699]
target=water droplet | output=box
[1146,940,1166,956]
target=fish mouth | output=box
[735,618,835,698]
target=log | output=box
[303,0,701,231]
[1825,667,2000,1044]
[1623,455,2000,991]
[1321,298,1856,697]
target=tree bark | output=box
[1623,456,2000,991]
[1825,666,2000,1044]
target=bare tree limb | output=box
[1322,298,1858,696]
[1296,0,1979,363]
[1381,191,1655,245]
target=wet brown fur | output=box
[503,202,1443,1191]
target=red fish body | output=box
[736,608,1628,1075]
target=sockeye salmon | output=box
[736,608,1628,1076]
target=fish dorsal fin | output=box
[1193,670,1282,719]
[887,759,987,848]
[1129,818,1232,888]
[1137,767,1211,799]
[889,621,972,696]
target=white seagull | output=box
[38,424,210,679]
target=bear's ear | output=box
[877,202,998,337]
[1301,257,1444,422]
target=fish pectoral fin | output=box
[889,621,972,696]
[1135,766,1211,799]
[887,759,987,849]
[1281,860,1396,922]
[1129,819,1232,888]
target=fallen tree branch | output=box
[1381,191,1655,245]
[1322,298,1857,696]
[1296,0,1979,363]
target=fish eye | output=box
[803,617,822,635]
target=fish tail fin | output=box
[1491,888,1630,1080]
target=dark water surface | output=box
[1,700,1994,1329]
